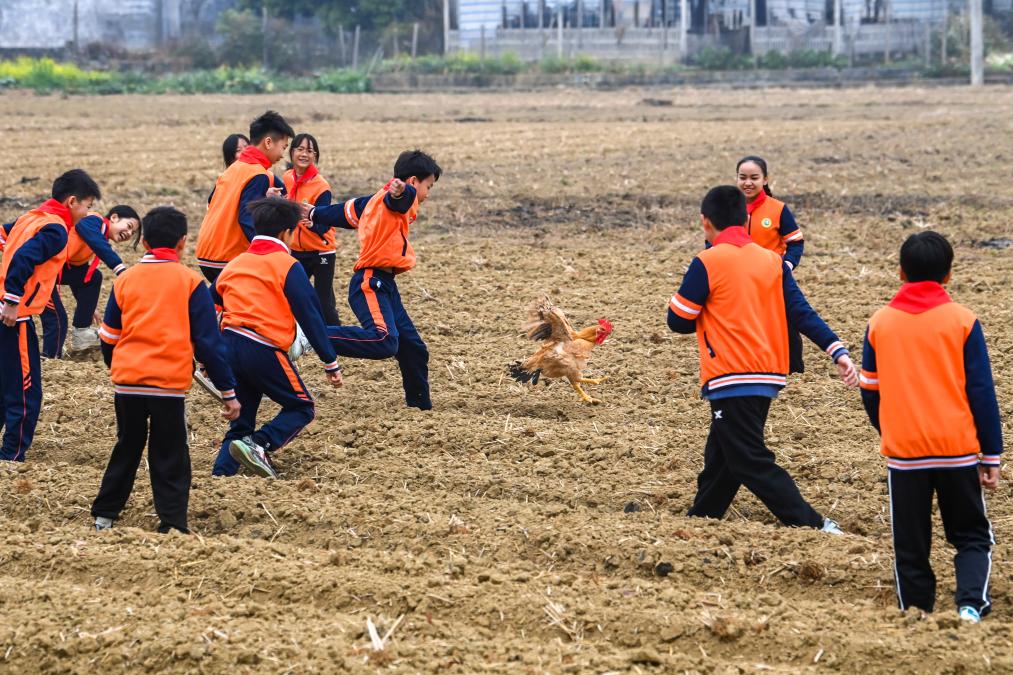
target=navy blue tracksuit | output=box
[210,249,339,476]
[327,268,431,410]
[311,196,431,411]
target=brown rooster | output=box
[508,297,614,404]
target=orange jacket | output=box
[692,229,789,390]
[99,251,236,398]
[746,193,803,257]
[283,168,335,253]
[217,239,302,350]
[0,201,70,318]
[861,283,992,464]
[196,154,275,268]
[353,183,418,274]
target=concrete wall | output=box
[0,0,230,52]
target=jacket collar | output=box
[37,199,73,228]
[713,225,752,247]
[746,190,768,215]
[237,145,273,170]
[248,235,290,255]
[888,281,952,314]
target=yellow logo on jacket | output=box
[761,218,773,229]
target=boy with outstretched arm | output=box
[302,150,441,411]
[667,185,858,533]
[860,231,1003,624]
[211,198,343,479]
[0,169,101,462]
[41,204,139,357]
[93,207,239,534]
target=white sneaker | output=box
[193,360,223,402]
[959,606,982,624]
[229,436,278,478]
[94,516,113,531]
[820,517,845,535]
[68,327,100,353]
[288,323,313,362]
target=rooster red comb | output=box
[596,318,613,344]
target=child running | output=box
[667,185,858,532]
[0,169,101,462]
[93,206,239,533]
[860,231,1002,624]
[283,132,340,325]
[40,205,139,357]
[302,150,441,411]
[211,198,343,479]
[736,156,806,373]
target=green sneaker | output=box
[229,437,278,478]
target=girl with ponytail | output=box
[736,155,806,373]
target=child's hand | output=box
[980,465,1000,490]
[836,354,859,387]
[93,311,102,326]
[387,178,406,198]
[325,369,343,388]
[1,302,17,327]
[299,202,314,220]
[221,398,241,422]
[266,186,283,198]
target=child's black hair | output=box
[290,133,321,163]
[900,231,954,283]
[248,197,302,238]
[249,111,295,146]
[52,169,101,203]
[736,155,773,197]
[141,206,188,250]
[107,204,139,222]
[394,150,441,183]
[701,185,747,230]
[223,133,250,168]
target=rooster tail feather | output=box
[508,361,541,384]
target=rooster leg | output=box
[569,378,601,405]
[578,375,609,385]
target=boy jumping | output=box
[667,185,858,532]
[860,231,1002,624]
[303,150,441,411]
[0,169,101,461]
[211,198,343,478]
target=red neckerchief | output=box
[248,236,288,255]
[147,248,180,262]
[888,281,952,314]
[238,145,272,169]
[290,165,318,203]
[746,190,768,215]
[37,199,73,228]
[713,226,752,247]
[83,217,111,283]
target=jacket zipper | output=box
[24,282,41,307]
[703,331,716,358]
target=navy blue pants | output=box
[40,264,102,358]
[212,331,316,476]
[327,268,431,410]
[889,466,995,614]
[92,395,191,533]
[0,321,43,461]
[293,251,340,325]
